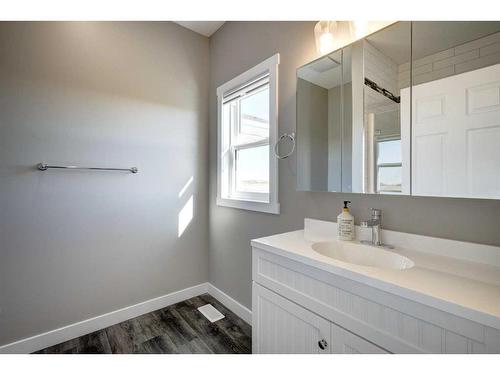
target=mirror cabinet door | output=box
[297,49,343,192]
[411,22,500,199]
[296,22,411,194]
[345,21,411,194]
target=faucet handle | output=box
[370,208,381,217]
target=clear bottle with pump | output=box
[337,200,355,241]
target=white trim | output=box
[0,283,252,354]
[216,53,280,215]
[216,197,280,215]
[222,73,269,103]
[216,54,279,97]
[207,284,252,326]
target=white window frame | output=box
[216,53,280,214]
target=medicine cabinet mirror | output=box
[297,21,500,199]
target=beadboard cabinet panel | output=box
[331,323,389,354]
[252,283,331,354]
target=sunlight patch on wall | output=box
[178,195,194,237]
[178,176,195,238]
[178,176,194,198]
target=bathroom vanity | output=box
[270,20,500,354]
[251,219,500,353]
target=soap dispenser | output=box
[337,201,355,241]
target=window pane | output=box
[238,87,269,144]
[235,145,269,194]
[378,166,402,192]
[377,139,401,164]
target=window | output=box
[376,139,402,193]
[216,54,280,214]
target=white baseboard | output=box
[0,282,252,354]
[0,283,209,354]
[207,283,252,325]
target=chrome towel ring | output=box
[274,132,296,159]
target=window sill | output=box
[216,197,280,215]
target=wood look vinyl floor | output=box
[34,294,251,354]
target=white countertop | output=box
[251,219,500,330]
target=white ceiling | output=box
[297,55,343,90]
[174,21,225,37]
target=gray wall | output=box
[208,21,500,310]
[327,85,342,192]
[342,83,353,191]
[0,22,209,346]
[296,78,328,191]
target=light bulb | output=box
[314,21,338,56]
[351,20,368,39]
[318,33,335,55]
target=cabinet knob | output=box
[318,339,328,350]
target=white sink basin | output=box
[311,241,415,270]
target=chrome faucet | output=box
[360,208,393,248]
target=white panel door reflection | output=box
[411,63,500,199]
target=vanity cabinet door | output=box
[331,323,389,354]
[252,282,331,354]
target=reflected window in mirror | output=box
[376,139,402,194]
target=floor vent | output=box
[197,304,225,323]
